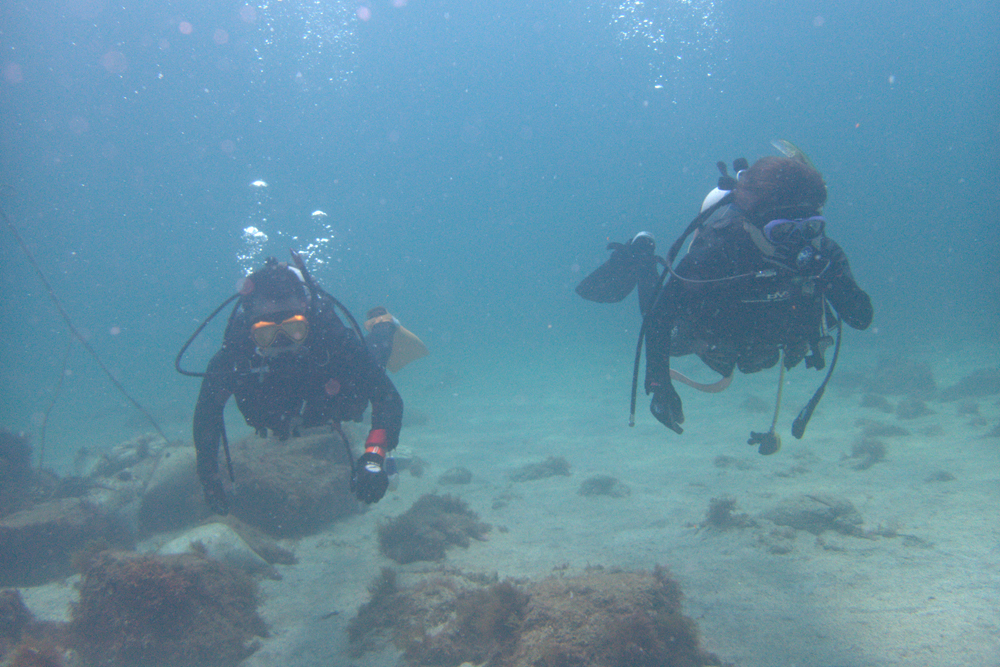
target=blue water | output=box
[1,2,997,461]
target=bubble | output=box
[813,15,825,27]
[220,139,236,153]
[100,50,128,75]
[3,62,24,84]
[109,326,121,336]
[179,21,193,35]
[357,6,371,21]
[605,0,728,92]
[68,116,90,134]
[213,28,230,45]
[255,0,358,90]
[239,5,257,23]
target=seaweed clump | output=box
[700,496,756,530]
[348,566,723,667]
[0,589,33,656]
[0,589,69,667]
[846,438,887,470]
[347,568,404,657]
[939,368,1000,401]
[71,551,267,667]
[378,494,491,564]
[578,475,630,498]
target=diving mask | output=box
[763,216,825,246]
[252,314,309,349]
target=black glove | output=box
[352,451,389,504]
[650,383,684,434]
[201,474,229,515]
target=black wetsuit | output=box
[193,292,403,486]
[644,208,873,391]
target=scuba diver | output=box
[177,252,426,514]
[577,144,873,453]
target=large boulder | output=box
[72,551,267,667]
[159,523,278,579]
[138,445,202,532]
[0,498,114,586]
[762,493,865,536]
[228,430,359,537]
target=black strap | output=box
[629,192,735,426]
[791,312,842,439]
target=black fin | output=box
[576,242,641,303]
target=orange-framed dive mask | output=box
[251,314,309,349]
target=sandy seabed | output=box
[20,338,1000,667]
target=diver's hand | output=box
[352,429,390,503]
[650,383,684,435]
[352,452,389,503]
[201,474,229,515]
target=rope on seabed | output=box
[1,199,167,444]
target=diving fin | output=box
[771,139,817,171]
[576,232,656,304]
[387,324,429,372]
[365,309,429,372]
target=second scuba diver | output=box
[578,146,873,452]
[180,252,426,514]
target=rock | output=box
[939,368,1000,401]
[762,493,865,537]
[509,456,571,482]
[72,551,267,667]
[860,394,894,413]
[228,431,358,537]
[159,523,278,579]
[138,445,202,532]
[105,433,168,475]
[348,567,723,667]
[377,494,490,564]
[896,398,934,420]
[0,498,116,586]
[865,358,936,398]
[845,438,887,471]
[438,467,473,485]
[577,475,630,498]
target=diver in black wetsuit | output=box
[190,256,403,514]
[578,153,873,449]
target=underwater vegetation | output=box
[0,589,69,667]
[378,493,491,564]
[700,496,756,530]
[577,474,631,498]
[846,438,887,471]
[0,498,118,587]
[71,551,267,667]
[437,466,473,485]
[938,368,1000,401]
[349,565,724,667]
